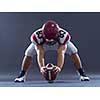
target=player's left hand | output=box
[52,66,61,74]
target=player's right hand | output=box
[40,67,47,74]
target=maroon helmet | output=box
[42,20,59,40]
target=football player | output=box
[14,20,90,82]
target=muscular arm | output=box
[35,45,45,69]
[57,44,67,69]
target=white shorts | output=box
[25,41,78,57]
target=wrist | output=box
[40,66,46,72]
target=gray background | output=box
[0,13,99,77]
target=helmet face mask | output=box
[42,20,59,41]
[45,39,57,45]
[45,39,54,42]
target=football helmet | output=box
[42,20,59,40]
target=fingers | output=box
[53,66,61,74]
[40,65,61,75]
[40,67,47,74]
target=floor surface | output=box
[0,74,100,87]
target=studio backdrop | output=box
[0,13,99,76]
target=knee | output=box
[57,45,67,55]
[68,46,78,56]
[25,48,34,58]
[25,44,36,57]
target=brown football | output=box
[42,63,58,83]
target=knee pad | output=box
[66,41,78,55]
[25,43,36,57]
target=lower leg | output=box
[70,53,82,69]
[70,53,90,81]
[19,56,32,76]
[70,53,85,75]
[21,56,32,72]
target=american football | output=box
[42,63,58,83]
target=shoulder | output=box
[31,29,45,45]
[58,28,71,45]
